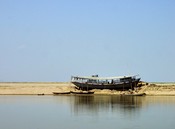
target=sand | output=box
[0,82,74,95]
[0,82,175,96]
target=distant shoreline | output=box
[0,82,69,83]
[0,82,175,96]
[0,81,175,83]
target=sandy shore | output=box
[0,82,75,95]
[0,82,175,95]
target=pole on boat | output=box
[123,83,124,91]
[130,80,132,90]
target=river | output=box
[0,95,175,129]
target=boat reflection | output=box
[71,95,145,115]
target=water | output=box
[0,95,175,129]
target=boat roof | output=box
[72,75,138,80]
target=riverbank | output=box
[0,82,175,95]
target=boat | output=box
[53,91,71,95]
[37,93,45,96]
[71,75,140,90]
[121,92,146,96]
[71,91,94,94]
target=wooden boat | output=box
[37,93,45,96]
[71,91,94,94]
[71,75,140,90]
[53,91,71,95]
[121,92,146,96]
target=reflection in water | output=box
[71,95,145,115]
[0,96,175,129]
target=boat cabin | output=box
[71,75,138,84]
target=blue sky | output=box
[0,0,175,82]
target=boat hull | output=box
[72,79,140,90]
[53,91,71,95]
[71,91,94,94]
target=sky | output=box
[0,0,175,82]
